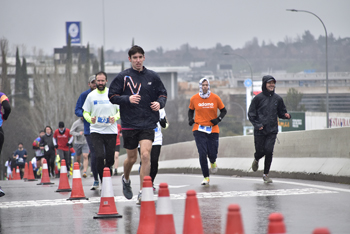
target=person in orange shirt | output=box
[188,78,227,185]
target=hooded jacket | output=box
[248,75,289,135]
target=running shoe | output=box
[136,191,142,205]
[252,159,259,172]
[201,177,210,185]
[210,162,218,174]
[263,175,273,184]
[36,167,42,176]
[90,180,99,190]
[122,174,133,199]
[114,169,118,176]
[153,186,157,194]
[0,186,5,197]
[82,172,87,178]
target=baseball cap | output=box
[89,75,96,83]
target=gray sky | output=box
[1,0,349,56]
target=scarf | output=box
[199,78,211,99]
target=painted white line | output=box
[164,174,350,193]
[0,188,336,209]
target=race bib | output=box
[18,158,24,163]
[198,125,212,134]
[154,127,159,133]
[44,145,49,152]
[96,116,111,125]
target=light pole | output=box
[287,9,329,128]
[102,0,106,50]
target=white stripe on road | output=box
[0,188,336,209]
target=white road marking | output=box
[0,188,336,209]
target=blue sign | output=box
[66,22,81,44]
[244,79,252,88]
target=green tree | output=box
[15,47,22,107]
[21,57,29,100]
[66,35,72,81]
[85,43,91,81]
[0,38,9,91]
[284,88,306,111]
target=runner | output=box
[108,45,167,205]
[188,78,227,185]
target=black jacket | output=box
[40,127,55,156]
[248,75,290,135]
[108,67,167,129]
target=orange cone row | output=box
[37,158,54,185]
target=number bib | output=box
[97,116,111,125]
[198,125,212,134]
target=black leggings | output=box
[254,134,277,175]
[45,152,56,176]
[91,133,116,182]
[0,127,4,155]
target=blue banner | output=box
[66,22,81,44]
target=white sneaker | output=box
[201,177,210,185]
[210,162,218,174]
[136,191,142,205]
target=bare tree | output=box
[1,37,9,91]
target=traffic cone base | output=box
[56,159,71,192]
[93,167,122,219]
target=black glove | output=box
[54,145,58,149]
[189,119,195,126]
[210,117,221,126]
[159,118,167,128]
[67,143,73,147]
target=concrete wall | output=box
[119,127,350,184]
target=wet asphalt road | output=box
[0,173,350,234]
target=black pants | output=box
[0,127,4,155]
[254,134,277,175]
[57,149,71,173]
[45,151,56,177]
[91,133,116,182]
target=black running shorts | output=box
[122,129,154,150]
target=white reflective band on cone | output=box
[142,187,154,201]
[156,197,173,215]
[101,177,114,197]
[73,169,81,178]
[43,164,48,169]
[60,166,67,173]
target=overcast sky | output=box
[1,0,349,56]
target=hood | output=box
[261,75,276,96]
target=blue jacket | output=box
[75,89,92,135]
[108,67,167,129]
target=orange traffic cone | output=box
[312,228,331,234]
[154,183,176,234]
[67,162,88,200]
[16,166,21,180]
[137,176,156,234]
[27,161,37,181]
[23,162,29,181]
[93,167,122,219]
[37,158,54,185]
[183,190,204,234]
[267,213,286,234]
[225,204,244,234]
[56,159,71,192]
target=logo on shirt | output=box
[148,82,152,85]
[198,102,214,108]
[93,100,110,105]
[124,76,141,95]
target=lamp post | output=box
[286,9,329,128]
[102,0,106,50]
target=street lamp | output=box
[286,9,329,128]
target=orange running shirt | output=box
[189,93,225,133]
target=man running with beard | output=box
[83,71,120,183]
